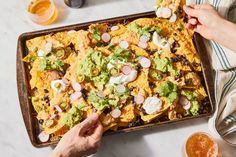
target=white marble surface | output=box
[0,0,236,157]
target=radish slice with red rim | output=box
[111,25,119,31]
[179,96,189,106]
[134,94,145,104]
[138,41,148,49]
[161,7,172,18]
[38,131,50,143]
[140,35,150,42]
[179,96,192,110]
[49,114,57,120]
[116,84,126,93]
[72,82,82,92]
[139,57,151,68]
[70,91,82,102]
[54,105,63,113]
[155,8,163,18]
[183,101,192,110]
[101,33,111,43]
[119,40,129,49]
[111,108,122,118]
[169,13,177,23]
[121,65,132,75]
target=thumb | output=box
[79,113,100,136]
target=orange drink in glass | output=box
[26,0,58,25]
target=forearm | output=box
[213,18,236,52]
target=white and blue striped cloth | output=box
[188,0,236,148]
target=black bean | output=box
[149,82,156,89]
[103,108,112,114]
[39,119,44,124]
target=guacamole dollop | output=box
[87,91,119,111]
[152,56,179,76]
[60,106,83,128]
[190,101,200,116]
[157,81,177,103]
[181,90,198,101]
[78,49,108,86]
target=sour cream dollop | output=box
[109,69,138,85]
[51,80,66,93]
[153,32,171,51]
[142,96,162,115]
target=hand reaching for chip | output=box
[50,114,103,157]
[183,4,236,52]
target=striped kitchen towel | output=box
[187,0,236,151]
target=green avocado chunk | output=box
[88,91,119,111]
[60,106,83,128]
[77,49,108,86]
[190,101,200,116]
[157,81,177,103]
[152,56,179,76]
[181,90,200,116]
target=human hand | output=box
[183,4,223,40]
[50,113,103,157]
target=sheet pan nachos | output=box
[23,0,210,143]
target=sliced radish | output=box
[134,94,145,104]
[155,8,163,18]
[179,96,192,110]
[183,101,192,110]
[116,84,126,93]
[54,105,63,113]
[161,7,172,18]
[169,13,177,23]
[70,91,82,102]
[97,91,106,98]
[138,41,148,49]
[101,33,111,43]
[140,35,150,42]
[110,108,122,118]
[121,65,132,75]
[49,114,57,120]
[119,40,129,49]
[179,96,189,106]
[139,57,151,68]
[111,25,119,31]
[38,131,50,143]
[37,49,46,57]
[72,82,82,92]
[45,42,52,53]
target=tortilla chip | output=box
[120,104,136,123]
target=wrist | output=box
[211,17,226,41]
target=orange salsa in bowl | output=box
[185,132,218,157]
